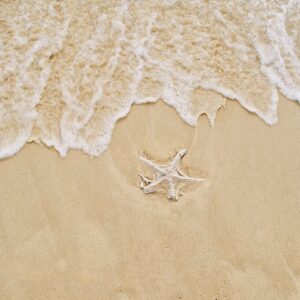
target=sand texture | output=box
[0,99,300,299]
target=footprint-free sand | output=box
[1,98,300,299]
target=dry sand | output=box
[0,98,300,299]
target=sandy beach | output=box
[1,97,300,299]
[1,1,300,299]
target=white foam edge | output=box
[0,78,279,160]
[197,82,279,126]
[76,80,279,157]
[0,125,33,159]
[38,80,279,158]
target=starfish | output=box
[138,149,204,201]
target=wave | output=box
[0,0,299,158]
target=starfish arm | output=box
[137,173,152,183]
[170,148,187,169]
[137,173,152,189]
[142,176,165,193]
[166,180,179,201]
[139,155,165,173]
[174,173,204,182]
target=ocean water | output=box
[0,0,299,159]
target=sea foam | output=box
[0,0,299,159]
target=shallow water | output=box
[0,0,299,158]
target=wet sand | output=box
[0,98,300,299]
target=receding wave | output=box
[0,0,299,158]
